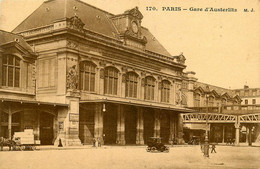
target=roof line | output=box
[196,81,232,91]
[12,2,44,33]
[0,29,24,38]
[74,0,115,16]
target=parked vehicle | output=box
[146,137,169,153]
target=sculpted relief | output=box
[67,65,78,90]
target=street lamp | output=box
[204,93,210,157]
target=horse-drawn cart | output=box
[13,129,40,151]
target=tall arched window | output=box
[104,67,118,95]
[2,55,20,87]
[194,93,200,107]
[161,80,170,103]
[80,61,96,91]
[126,72,138,98]
[144,76,155,100]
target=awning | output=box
[80,98,194,113]
[0,98,69,107]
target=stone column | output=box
[20,111,24,132]
[222,125,225,143]
[154,110,160,138]
[116,105,125,145]
[136,107,144,145]
[248,125,252,146]
[53,115,58,144]
[94,103,104,144]
[177,113,184,144]
[235,122,240,146]
[246,126,249,143]
[169,113,175,144]
[8,110,12,139]
[37,111,40,140]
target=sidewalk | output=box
[36,142,260,151]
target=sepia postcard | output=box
[0,0,259,169]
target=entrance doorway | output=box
[144,109,154,144]
[125,106,137,144]
[40,112,54,145]
[160,112,170,144]
[103,104,117,145]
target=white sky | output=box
[0,0,259,89]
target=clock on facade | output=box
[131,21,138,33]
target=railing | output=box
[222,104,260,114]
[189,105,260,114]
[182,113,237,123]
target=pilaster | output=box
[116,105,125,145]
[136,107,144,145]
[177,113,184,144]
[94,103,104,144]
[169,113,175,144]
[234,120,240,146]
[154,110,160,138]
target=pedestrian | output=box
[98,137,101,147]
[93,137,96,147]
[211,143,216,153]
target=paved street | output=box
[0,145,259,169]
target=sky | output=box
[0,0,259,89]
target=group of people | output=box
[226,138,235,145]
[92,137,102,147]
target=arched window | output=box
[161,80,170,103]
[126,72,138,98]
[2,55,20,87]
[194,93,200,107]
[144,76,155,100]
[80,61,96,91]
[104,67,118,95]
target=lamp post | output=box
[204,94,209,157]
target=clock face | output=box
[132,21,138,33]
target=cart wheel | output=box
[146,147,151,152]
[151,147,156,152]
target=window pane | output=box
[15,58,20,66]
[134,82,137,98]
[114,78,118,95]
[3,56,7,64]
[2,66,7,86]
[85,73,90,91]
[80,72,84,90]
[126,82,129,97]
[109,77,113,94]
[90,73,95,91]
[104,77,108,94]
[8,55,14,65]
[14,68,20,87]
[8,67,14,86]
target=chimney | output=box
[244,85,249,89]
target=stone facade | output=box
[0,0,194,146]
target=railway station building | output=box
[0,0,195,146]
